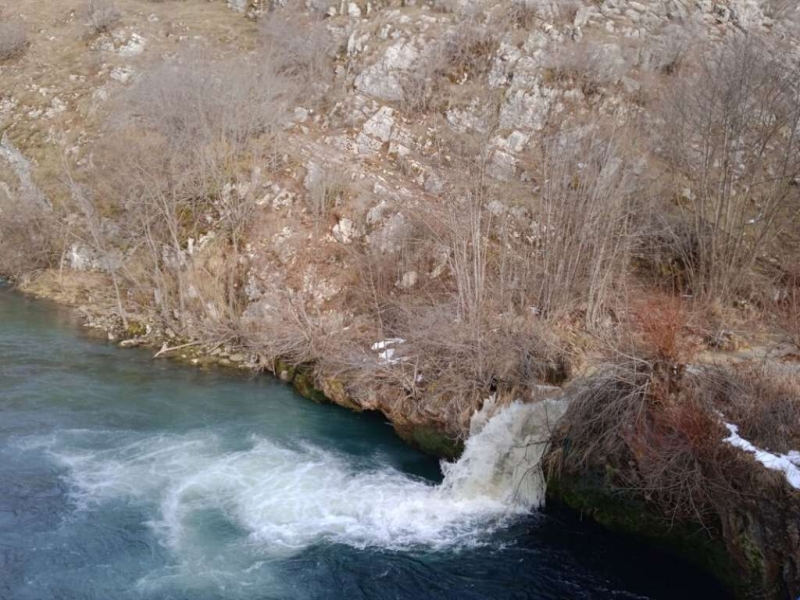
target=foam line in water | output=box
[24,399,566,557]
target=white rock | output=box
[348,2,362,17]
[506,130,529,153]
[68,244,100,271]
[487,200,506,216]
[398,271,418,289]
[332,218,359,244]
[354,40,419,101]
[499,85,556,131]
[362,106,395,142]
[117,33,146,57]
[110,66,134,83]
[370,212,410,253]
[367,200,388,224]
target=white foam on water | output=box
[27,399,567,560]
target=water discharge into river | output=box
[0,285,729,600]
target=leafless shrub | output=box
[349,124,641,421]
[543,39,632,93]
[506,0,580,24]
[655,36,800,301]
[0,185,59,277]
[438,19,499,79]
[639,23,703,75]
[518,125,643,325]
[0,21,27,61]
[700,365,800,454]
[630,294,695,363]
[122,55,291,154]
[242,289,347,368]
[550,362,653,471]
[86,55,293,330]
[502,0,541,29]
[259,11,335,91]
[430,0,492,16]
[401,65,443,115]
[305,165,349,221]
[401,21,499,113]
[550,360,738,525]
[430,0,458,12]
[762,0,799,22]
[63,168,130,327]
[550,357,800,595]
[778,265,800,346]
[86,0,121,34]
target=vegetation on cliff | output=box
[1,0,800,596]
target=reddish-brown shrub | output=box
[631,294,692,363]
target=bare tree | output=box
[517,125,642,325]
[658,36,800,300]
[63,163,129,327]
[87,55,293,331]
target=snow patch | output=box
[723,423,800,489]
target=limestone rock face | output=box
[354,40,420,101]
[369,212,411,254]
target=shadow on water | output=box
[0,283,731,600]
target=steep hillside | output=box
[1,0,800,597]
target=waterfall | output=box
[440,397,568,509]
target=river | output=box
[0,285,729,600]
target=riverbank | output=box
[12,270,800,600]
[2,0,800,598]
[0,283,733,600]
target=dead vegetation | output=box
[548,356,797,522]
[77,53,296,333]
[258,9,335,93]
[0,185,59,277]
[0,19,27,61]
[654,36,800,302]
[86,0,121,35]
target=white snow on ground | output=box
[723,423,800,489]
[371,338,405,364]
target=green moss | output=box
[320,376,361,411]
[291,366,329,404]
[274,358,296,382]
[124,321,147,338]
[546,467,758,598]
[399,424,464,460]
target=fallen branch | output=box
[154,341,201,358]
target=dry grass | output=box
[86,0,121,34]
[305,165,350,222]
[701,365,800,454]
[0,21,27,61]
[258,10,335,92]
[0,186,60,277]
[504,0,580,24]
[543,38,632,94]
[401,19,499,114]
